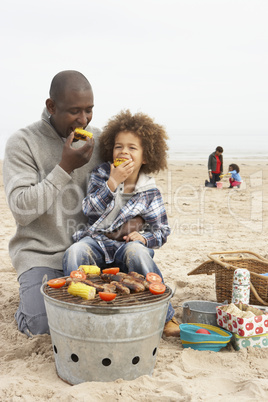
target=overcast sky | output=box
[1,0,267,158]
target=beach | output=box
[1,158,268,401]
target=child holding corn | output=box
[63,109,180,337]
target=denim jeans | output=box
[63,237,175,322]
[15,266,63,336]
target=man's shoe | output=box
[163,317,180,337]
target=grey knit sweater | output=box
[3,109,102,278]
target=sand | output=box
[1,158,268,401]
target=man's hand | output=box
[105,216,145,241]
[59,132,94,174]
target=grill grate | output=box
[43,276,172,307]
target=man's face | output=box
[48,88,94,138]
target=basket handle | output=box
[208,250,268,270]
[250,282,268,306]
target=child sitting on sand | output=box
[228,164,242,188]
[63,109,180,337]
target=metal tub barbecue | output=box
[41,279,172,384]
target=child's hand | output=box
[220,172,231,179]
[123,231,146,245]
[105,217,145,241]
[107,159,134,191]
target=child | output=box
[228,164,242,188]
[63,110,180,337]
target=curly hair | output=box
[229,163,240,173]
[99,110,169,174]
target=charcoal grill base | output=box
[41,283,172,384]
[51,327,160,384]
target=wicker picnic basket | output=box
[188,251,268,306]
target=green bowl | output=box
[180,323,232,351]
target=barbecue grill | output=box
[41,276,173,384]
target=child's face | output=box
[229,166,233,171]
[113,131,146,173]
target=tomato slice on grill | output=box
[149,283,166,295]
[47,278,66,288]
[146,272,162,283]
[98,292,117,301]
[102,267,120,275]
[70,270,86,280]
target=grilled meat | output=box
[101,272,145,292]
[101,273,123,283]
[128,272,150,289]
[110,281,130,295]
[121,277,145,292]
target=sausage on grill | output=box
[84,279,117,294]
[116,272,129,278]
[101,272,145,292]
[101,273,123,283]
[128,272,145,279]
[118,271,149,289]
[110,281,130,295]
[102,283,117,293]
[121,277,145,292]
[128,272,150,289]
[82,279,106,293]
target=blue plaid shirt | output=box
[73,162,171,263]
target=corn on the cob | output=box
[67,281,96,300]
[78,265,101,276]
[74,128,93,141]
[114,158,128,167]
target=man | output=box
[206,146,224,187]
[3,70,179,338]
[3,70,101,336]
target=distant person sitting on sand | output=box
[205,146,224,187]
[228,164,242,188]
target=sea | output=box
[166,129,267,161]
[1,128,267,162]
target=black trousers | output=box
[205,173,221,187]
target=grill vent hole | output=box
[132,356,140,365]
[53,345,58,354]
[102,358,112,366]
[71,354,79,363]
[153,347,157,356]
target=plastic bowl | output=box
[179,323,232,351]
